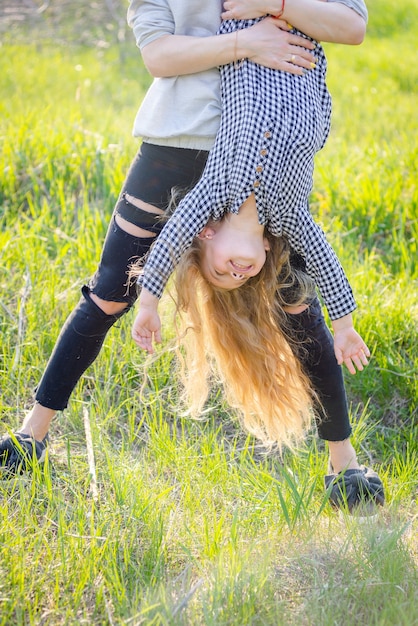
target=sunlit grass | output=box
[0,3,417,624]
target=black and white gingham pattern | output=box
[140,18,356,320]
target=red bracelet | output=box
[274,0,286,18]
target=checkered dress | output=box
[140,18,356,320]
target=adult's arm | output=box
[128,0,316,78]
[222,0,367,44]
[284,0,367,44]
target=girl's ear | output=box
[198,226,216,240]
[263,237,270,251]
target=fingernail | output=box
[310,62,316,69]
[287,23,293,28]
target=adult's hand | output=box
[239,17,316,75]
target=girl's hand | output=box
[132,307,162,354]
[132,290,162,354]
[332,315,370,375]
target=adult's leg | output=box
[284,270,384,510]
[8,144,209,442]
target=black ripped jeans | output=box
[35,142,351,441]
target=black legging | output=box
[36,143,351,441]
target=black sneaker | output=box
[0,432,48,476]
[324,465,385,514]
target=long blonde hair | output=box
[173,233,316,450]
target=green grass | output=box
[0,2,417,624]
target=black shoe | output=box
[324,465,385,514]
[0,432,48,476]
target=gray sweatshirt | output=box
[127,0,367,150]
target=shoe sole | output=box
[38,448,47,463]
[339,510,379,524]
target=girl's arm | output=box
[132,289,161,353]
[280,208,370,372]
[132,183,213,353]
[139,180,215,300]
[222,0,367,44]
[281,207,355,321]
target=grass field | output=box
[0,1,417,624]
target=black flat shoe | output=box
[324,465,385,514]
[0,432,48,476]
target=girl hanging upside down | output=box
[132,16,369,450]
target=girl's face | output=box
[198,218,270,290]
